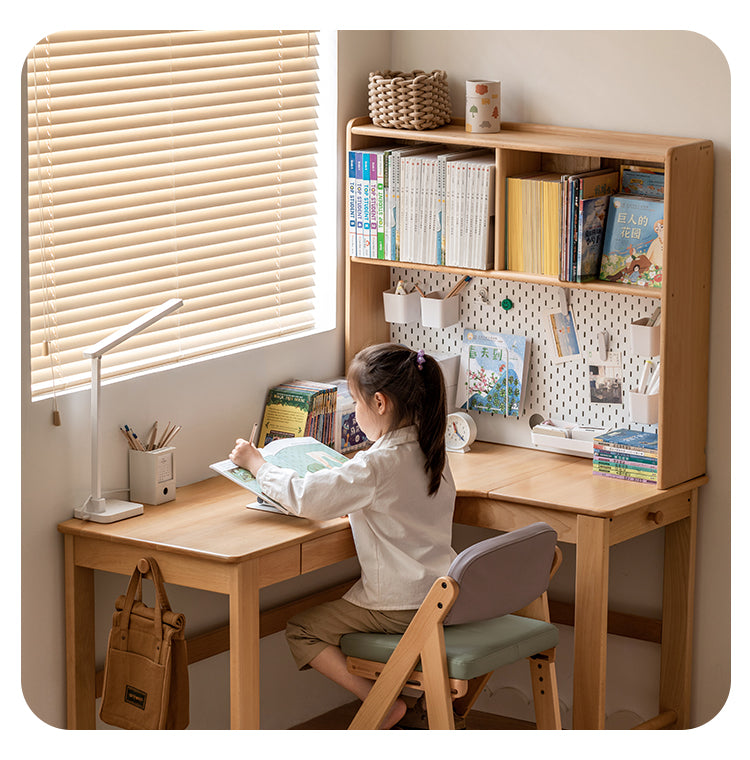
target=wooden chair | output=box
[341,522,563,730]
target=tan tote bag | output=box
[100,557,189,729]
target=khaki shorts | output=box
[285,598,417,670]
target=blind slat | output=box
[27,30,322,397]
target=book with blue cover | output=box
[593,428,658,452]
[455,329,531,417]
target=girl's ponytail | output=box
[415,352,447,495]
[347,343,447,496]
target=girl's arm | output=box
[256,453,377,520]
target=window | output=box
[26,30,328,398]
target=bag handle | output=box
[119,557,171,655]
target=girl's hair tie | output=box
[415,348,425,370]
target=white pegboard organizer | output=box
[389,268,659,449]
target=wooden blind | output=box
[27,30,320,397]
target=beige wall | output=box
[20,29,730,731]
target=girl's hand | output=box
[229,438,266,476]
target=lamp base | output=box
[74,497,144,523]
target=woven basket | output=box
[368,70,452,130]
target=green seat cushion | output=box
[340,614,559,681]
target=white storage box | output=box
[628,390,659,425]
[420,291,460,328]
[629,317,660,357]
[383,287,421,324]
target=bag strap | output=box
[118,557,172,653]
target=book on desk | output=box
[210,436,348,514]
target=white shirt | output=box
[256,425,457,610]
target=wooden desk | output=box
[58,477,356,729]
[449,442,704,730]
[59,442,703,730]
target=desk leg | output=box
[63,535,96,729]
[660,490,698,728]
[229,559,260,729]
[573,515,610,730]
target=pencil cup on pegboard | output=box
[383,287,421,324]
[129,447,176,505]
[420,291,460,328]
[629,318,660,357]
[628,392,659,425]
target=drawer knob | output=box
[647,510,664,525]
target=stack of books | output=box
[444,153,495,270]
[506,172,564,276]
[559,168,619,283]
[592,428,658,484]
[347,145,494,267]
[260,380,337,448]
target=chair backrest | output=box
[443,522,558,625]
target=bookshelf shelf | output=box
[344,118,713,490]
[349,255,662,299]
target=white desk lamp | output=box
[73,298,183,523]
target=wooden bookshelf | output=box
[344,118,714,490]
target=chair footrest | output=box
[346,656,469,697]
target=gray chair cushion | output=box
[443,522,558,625]
[341,614,559,681]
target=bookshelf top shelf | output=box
[349,117,711,164]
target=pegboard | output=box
[390,268,659,448]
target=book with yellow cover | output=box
[259,380,336,447]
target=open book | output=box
[210,436,349,514]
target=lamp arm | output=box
[83,298,183,359]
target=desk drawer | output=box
[259,545,301,587]
[301,530,357,574]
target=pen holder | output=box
[382,287,420,324]
[420,291,460,328]
[629,318,660,357]
[628,391,659,425]
[129,447,176,505]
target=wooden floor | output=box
[291,701,535,730]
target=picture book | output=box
[259,380,337,447]
[455,329,531,417]
[619,164,665,199]
[599,195,664,288]
[210,436,348,514]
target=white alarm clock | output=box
[445,411,477,453]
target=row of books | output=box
[348,145,495,269]
[259,378,368,454]
[592,428,658,484]
[505,164,665,288]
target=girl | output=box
[229,343,456,729]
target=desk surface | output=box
[58,442,707,560]
[447,442,707,517]
[58,476,349,563]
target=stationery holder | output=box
[628,391,659,425]
[383,287,420,324]
[420,291,460,328]
[629,317,660,357]
[129,447,176,505]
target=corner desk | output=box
[58,441,703,730]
